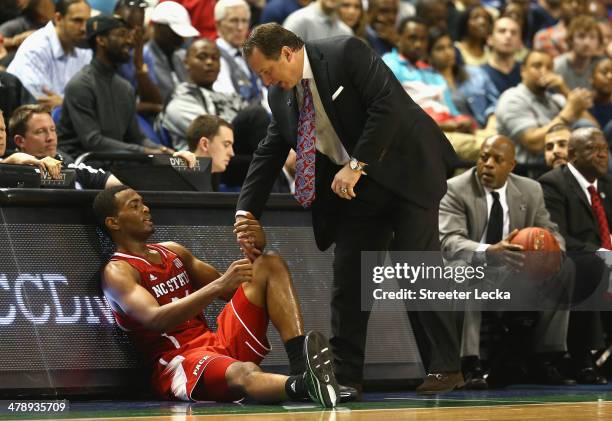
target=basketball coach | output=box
[234,23,462,395]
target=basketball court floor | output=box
[3,385,611,421]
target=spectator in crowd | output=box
[260,0,310,25]
[499,1,531,56]
[337,0,367,40]
[143,1,199,102]
[532,0,562,27]
[439,135,575,388]
[428,28,498,129]
[544,124,571,168]
[114,0,163,117]
[495,50,596,165]
[187,114,235,173]
[0,0,26,26]
[384,19,466,130]
[589,58,612,141]
[0,70,35,152]
[58,15,170,158]
[596,19,611,58]
[163,0,217,39]
[160,38,269,152]
[0,106,63,175]
[539,127,610,385]
[8,104,122,189]
[365,0,400,56]
[483,17,523,95]
[0,0,55,66]
[186,114,235,191]
[534,0,588,58]
[586,0,607,20]
[283,0,352,42]
[454,5,494,66]
[7,0,92,109]
[415,0,449,32]
[554,15,603,90]
[213,0,265,104]
[384,19,483,160]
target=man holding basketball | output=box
[439,135,575,388]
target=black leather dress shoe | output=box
[462,357,488,390]
[530,363,576,385]
[576,367,608,385]
[338,384,360,402]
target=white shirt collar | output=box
[302,47,313,80]
[46,21,66,60]
[483,181,508,199]
[217,37,240,56]
[568,162,597,203]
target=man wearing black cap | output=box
[57,14,171,158]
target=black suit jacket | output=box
[539,165,612,252]
[237,36,457,250]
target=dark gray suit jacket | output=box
[237,36,457,250]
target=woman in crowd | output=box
[454,5,493,66]
[338,0,368,41]
[429,27,498,129]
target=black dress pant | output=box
[329,175,461,384]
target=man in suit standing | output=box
[439,135,574,388]
[539,127,610,384]
[234,23,461,395]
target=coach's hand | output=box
[219,259,253,292]
[332,163,362,200]
[234,212,266,262]
[485,229,525,270]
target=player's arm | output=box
[160,242,238,301]
[102,258,248,332]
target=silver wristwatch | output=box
[349,157,366,172]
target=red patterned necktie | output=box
[588,185,612,249]
[294,79,316,208]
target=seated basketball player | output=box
[92,185,339,407]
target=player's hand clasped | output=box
[234,212,267,262]
[332,163,362,200]
[218,258,253,293]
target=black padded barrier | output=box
[0,189,423,397]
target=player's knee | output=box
[226,361,261,391]
[254,252,289,276]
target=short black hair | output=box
[398,16,427,35]
[522,49,552,68]
[242,23,304,60]
[92,185,130,231]
[187,115,233,152]
[56,0,89,16]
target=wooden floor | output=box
[38,402,612,421]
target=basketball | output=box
[510,227,562,280]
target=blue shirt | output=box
[7,21,92,98]
[482,62,521,96]
[383,49,459,115]
[118,51,158,90]
[260,0,301,24]
[454,66,499,127]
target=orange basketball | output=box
[509,227,562,280]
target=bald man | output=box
[539,127,611,384]
[440,135,574,388]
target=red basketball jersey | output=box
[107,243,209,364]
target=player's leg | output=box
[241,253,306,374]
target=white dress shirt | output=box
[7,21,92,98]
[297,48,350,166]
